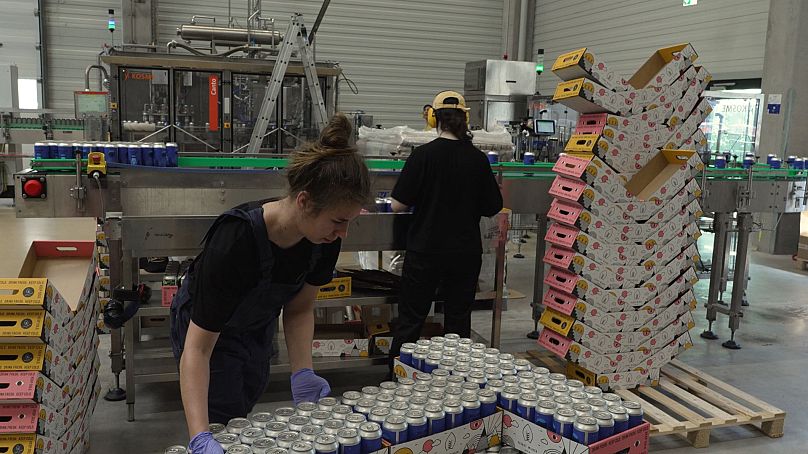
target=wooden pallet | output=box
[522,350,786,449]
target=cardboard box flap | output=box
[552,47,587,73]
[553,78,586,101]
[542,289,578,316]
[0,280,47,307]
[625,149,696,201]
[539,308,576,336]
[18,241,95,312]
[564,134,598,153]
[628,43,697,89]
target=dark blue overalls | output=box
[170,204,321,423]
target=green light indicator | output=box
[536,64,544,72]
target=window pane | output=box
[17,79,39,109]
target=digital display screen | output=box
[534,119,556,135]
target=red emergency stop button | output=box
[23,179,44,198]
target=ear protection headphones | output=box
[103,284,152,329]
[426,90,470,129]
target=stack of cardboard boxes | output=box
[0,240,102,453]
[537,44,710,390]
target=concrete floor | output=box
[2,200,807,453]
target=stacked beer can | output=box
[536,44,709,389]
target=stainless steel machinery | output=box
[464,59,537,132]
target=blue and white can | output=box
[714,154,727,169]
[499,387,521,412]
[523,152,536,165]
[593,411,615,440]
[405,410,428,440]
[423,404,445,434]
[34,142,48,159]
[399,343,416,366]
[358,422,382,454]
[382,416,408,444]
[552,408,576,439]
[787,155,797,166]
[572,416,599,446]
[608,406,629,434]
[516,394,538,422]
[443,400,464,429]
[477,389,497,417]
[767,153,776,165]
[128,143,142,165]
[337,428,361,454]
[535,400,556,429]
[313,434,339,454]
[487,151,499,164]
[461,394,481,423]
[770,157,782,169]
[104,143,119,163]
[153,143,167,167]
[81,143,93,159]
[58,143,71,159]
[166,142,178,166]
[622,401,644,428]
[743,154,755,169]
[141,143,154,166]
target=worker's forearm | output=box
[283,308,315,372]
[180,349,213,437]
[391,198,410,213]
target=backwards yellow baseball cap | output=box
[432,90,470,111]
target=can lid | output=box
[301,425,323,435]
[556,407,576,417]
[538,400,557,409]
[324,419,345,429]
[384,415,407,425]
[574,416,598,427]
[423,404,444,413]
[359,421,381,432]
[593,411,614,422]
[607,405,627,414]
[622,401,641,409]
[314,434,337,444]
[405,409,426,418]
[337,428,359,438]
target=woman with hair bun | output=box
[170,113,371,453]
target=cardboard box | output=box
[553,154,630,202]
[553,78,620,114]
[624,150,697,200]
[661,98,713,150]
[667,68,712,127]
[317,277,352,300]
[628,65,698,116]
[566,360,660,390]
[502,412,650,454]
[551,48,629,91]
[0,433,68,454]
[627,43,698,89]
[393,358,425,381]
[311,324,369,357]
[0,309,69,351]
[0,371,69,411]
[387,410,502,454]
[0,340,72,388]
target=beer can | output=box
[277,432,301,449]
[552,408,577,439]
[253,437,278,454]
[566,379,584,392]
[289,416,312,432]
[345,413,367,430]
[301,425,324,442]
[353,399,375,417]
[500,387,521,412]
[593,410,615,440]
[358,422,383,454]
[428,343,444,355]
[523,152,536,165]
[275,407,297,423]
[412,384,431,398]
[470,361,486,372]
[572,403,592,417]
[554,395,574,409]
[502,375,520,386]
[362,386,381,399]
[453,365,471,378]
[34,143,48,160]
[227,418,252,434]
[430,336,446,345]
[333,405,353,420]
[602,393,622,407]
[537,389,554,401]
[500,364,517,377]
[324,419,346,436]
[477,389,498,417]
[264,422,289,438]
[337,428,362,454]
[165,446,187,454]
[608,406,629,434]
[446,375,465,386]
[414,374,432,386]
[461,393,482,423]
[379,381,398,395]
[583,386,603,399]
[588,398,609,413]
[535,400,556,429]
[405,409,429,440]
[444,386,463,399]
[376,394,394,407]
[569,391,589,405]
[314,434,339,454]
[429,379,448,393]
[216,433,240,449]
[416,339,432,348]
[427,391,446,406]
[498,353,515,363]
[444,333,461,341]
[399,343,416,366]
[412,348,429,371]
[457,338,472,346]
[382,415,409,444]
[431,369,450,379]
[622,401,644,427]
[462,381,481,393]
[551,384,570,396]
[487,151,499,163]
[423,404,446,434]
[268,449,289,454]
[532,366,550,377]
[443,399,464,429]
[297,402,318,417]
[483,348,500,359]
[311,410,333,426]
[342,391,362,407]
[438,358,457,372]
[210,423,227,434]
[486,380,504,399]
[484,367,503,382]
[394,388,413,403]
[250,413,274,429]
[470,342,486,354]
[517,371,535,384]
[410,396,429,410]
[140,143,154,166]
[518,382,537,394]
[390,401,410,416]
[484,357,501,369]
[516,393,538,422]
[513,359,532,372]
[456,345,472,355]
[241,427,266,444]
[397,377,416,391]
[227,445,254,454]
[442,348,457,358]
[153,143,167,167]
[319,397,340,412]
[127,143,142,165]
[368,407,391,425]
[548,373,567,385]
[535,377,553,391]
[291,441,314,454]
[165,142,178,167]
[572,416,600,446]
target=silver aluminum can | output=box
[264,422,288,438]
[361,386,381,400]
[470,360,486,371]
[240,427,265,445]
[427,391,445,406]
[313,434,339,454]
[513,359,532,372]
[462,382,481,393]
[467,371,487,388]
[446,375,465,386]
[453,365,471,378]
[457,337,472,346]
[548,373,567,386]
[375,394,394,407]
[318,397,339,412]
[444,386,463,399]
[553,408,577,436]
[588,398,609,413]
[300,425,323,442]
[502,375,520,386]
[412,383,431,397]
[551,384,570,396]
[268,449,289,454]
[344,413,367,429]
[332,404,353,420]
[500,364,517,376]
[498,353,515,363]
[444,333,461,340]
[470,342,486,353]
[457,345,472,355]
[215,433,239,449]
[430,336,446,345]
[444,340,459,350]
[368,407,391,425]
[573,416,599,445]
[484,357,500,369]
[210,423,227,434]
[288,415,311,432]
[425,353,442,371]
[413,348,429,368]
[585,386,604,399]
[416,339,432,348]
[227,418,252,435]
[383,415,409,444]
[249,413,274,429]
[352,400,375,417]
[323,419,345,436]
[431,369,450,379]
[566,379,585,392]
[572,403,593,417]
[532,366,550,377]
[164,446,187,454]
[429,378,448,391]
[274,407,297,423]
[602,393,622,406]
[390,401,410,416]
[226,445,253,454]
[397,377,416,391]
[554,396,574,409]
[438,358,456,372]
[569,391,590,404]
[414,374,433,385]
[517,371,535,383]
[310,410,332,426]
[518,382,537,393]
[277,432,301,449]
[394,388,413,402]
[291,441,315,454]
[379,381,398,395]
[297,402,318,417]
[252,437,277,454]
[410,396,429,410]
[336,428,361,453]
[537,389,555,401]
[484,348,500,360]
[535,377,553,391]
[341,391,362,407]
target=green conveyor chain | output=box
[28,157,808,181]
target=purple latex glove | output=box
[291,368,331,404]
[188,431,224,454]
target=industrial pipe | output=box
[167,40,208,56]
[177,24,283,46]
[517,0,529,61]
[84,65,110,91]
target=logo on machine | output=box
[124,71,153,81]
[209,75,218,96]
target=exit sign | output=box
[683,0,698,5]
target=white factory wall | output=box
[0,1,43,106]
[532,0,770,95]
[157,0,505,127]
[43,0,122,110]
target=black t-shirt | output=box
[188,204,341,332]
[392,138,503,254]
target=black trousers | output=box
[389,250,483,366]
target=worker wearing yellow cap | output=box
[389,91,503,366]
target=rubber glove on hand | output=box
[189,431,224,454]
[291,368,331,405]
